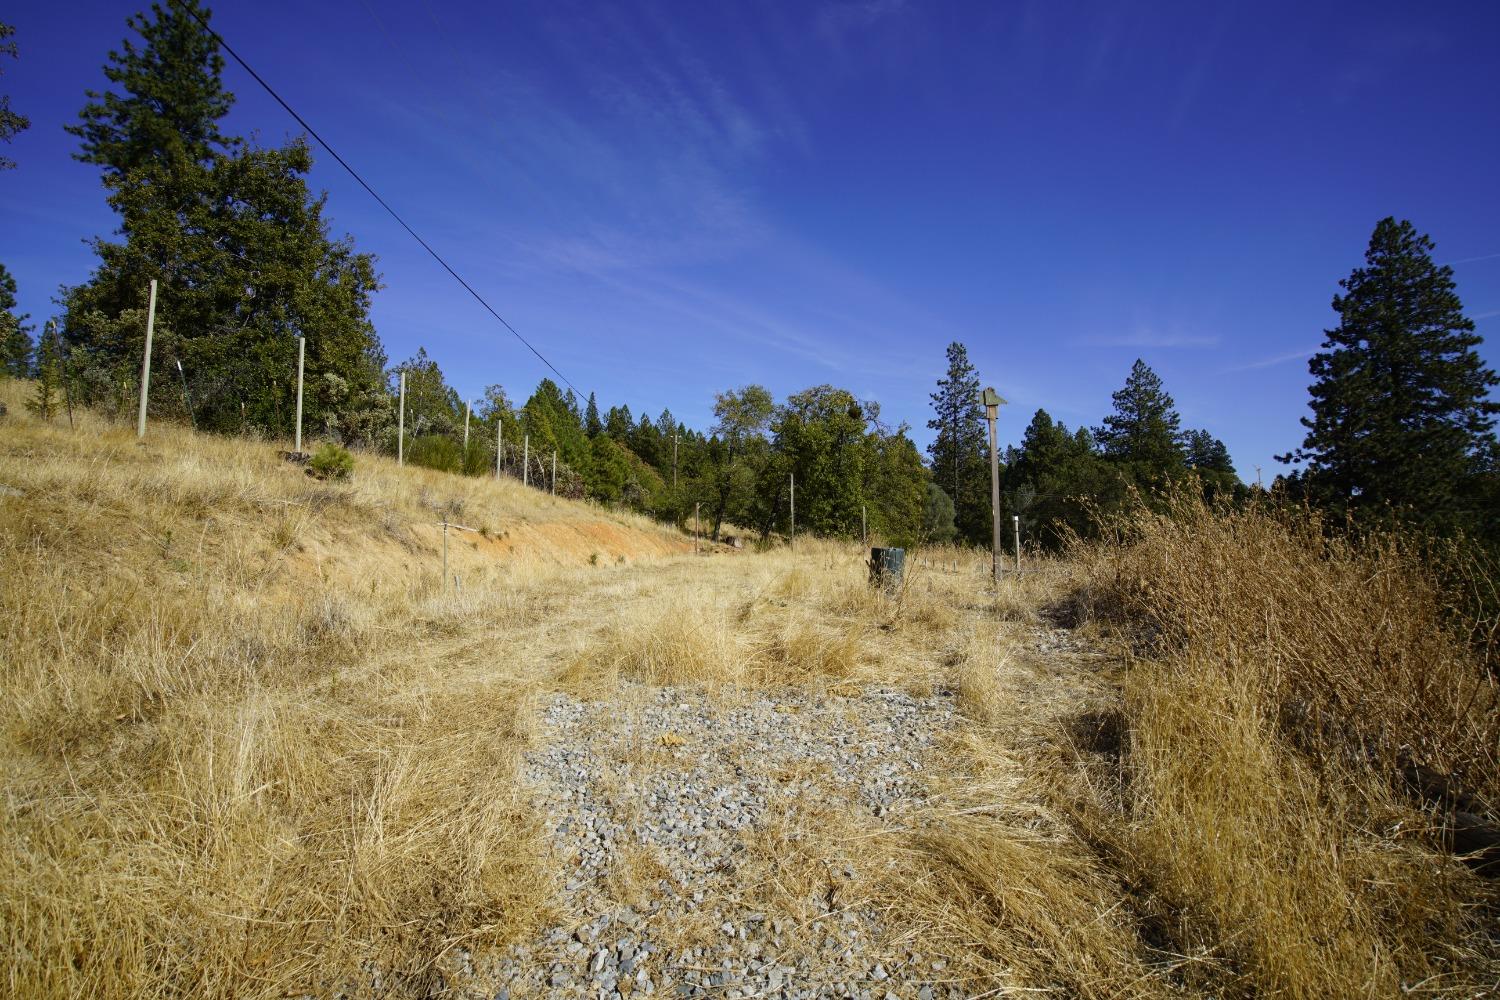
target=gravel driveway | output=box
[465,683,968,999]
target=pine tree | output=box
[0,21,31,169]
[1182,428,1239,501]
[1095,359,1186,489]
[1280,218,1498,529]
[522,379,591,480]
[605,404,632,440]
[656,409,677,440]
[63,2,383,438]
[1005,409,1118,549]
[631,413,662,467]
[927,342,990,545]
[0,263,33,376]
[66,0,233,206]
[584,391,602,437]
[393,347,461,437]
[1182,428,1233,474]
[26,326,62,421]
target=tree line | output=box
[924,214,1497,554]
[1,5,1495,554]
[926,343,1244,552]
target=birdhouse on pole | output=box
[980,387,1007,583]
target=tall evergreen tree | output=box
[62,1,384,438]
[0,263,33,376]
[67,0,233,197]
[630,413,663,467]
[1005,409,1119,549]
[0,21,31,169]
[927,342,990,545]
[1095,358,1186,489]
[393,347,460,437]
[522,378,591,482]
[1280,218,1499,530]
[604,404,633,440]
[1182,428,1233,474]
[656,408,677,440]
[584,391,602,437]
[1182,428,1240,501]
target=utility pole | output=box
[980,387,1007,584]
[789,472,796,550]
[294,335,305,454]
[694,501,700,553]
[441,517,449,593]
[495,418,503,478]
[673,433,679,488]
[463,399,471,450]
[397,372,406,467]
[1013,514,1021,574]
[551,450,557,495]
[523,435,529,487]
[136,278,158,439]
[861,505,867,548]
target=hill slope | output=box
[2,383,1130,999]
[4,381,1496,999]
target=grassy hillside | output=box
[0,382,695,997]
[3,381,1496,999]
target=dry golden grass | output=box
[5,387,1066,998]
[1070,492,1500,998]
[0,384,685,999]
[10,381,1492,998]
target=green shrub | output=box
[309,443,354,481]
[461,439,491,477]
[407,434,462,473]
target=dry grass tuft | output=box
[949,622,1014,728]
[589,599,744,687]
[900,814,1155,999]
[1069,492,1500,997]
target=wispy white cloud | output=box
[1085,329,1221,349]
[1331,25,1447,106]
[1445,251,1500,266]
[816,0,908,40]
[544,234,956,383]
[1220,347,1317,373]
[347,1,956,397]
[1168,4,1236,130]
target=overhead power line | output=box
[174,1,581,396]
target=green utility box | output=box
[868,547,905,589]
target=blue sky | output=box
[3,0,1499,480]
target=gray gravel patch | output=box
[462,683,966,998]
